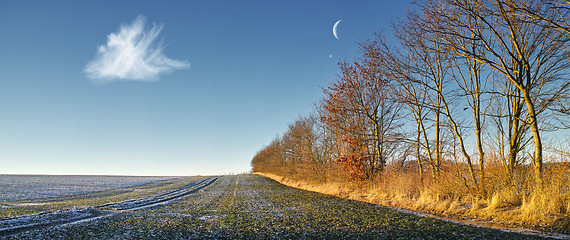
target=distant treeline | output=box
[252,0,570,225]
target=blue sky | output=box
[0,1,412,176]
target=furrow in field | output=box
[0,176,218,237]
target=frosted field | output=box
[1,175,548,239]
[0,175,175,201]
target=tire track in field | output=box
[0,176,219,237]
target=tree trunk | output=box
[475,92,485,194]
[416,121,424,184]
[434,101,441,178]
[521,89,543,188]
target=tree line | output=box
[252,0,570,206]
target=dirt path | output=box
[0,176,218,237]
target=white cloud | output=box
[84,15,189,84]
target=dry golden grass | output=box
[487,187,521,210]
[256,172,354,198]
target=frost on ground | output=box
[3,175,546,240]
[0,177,218,237]
[0,175,174,201]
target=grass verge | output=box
[255,172,570,236]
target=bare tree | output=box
[380,9,482,190]
[423,0,570,187]
[431,0,494,193]
[372,36,434,183]
[491,74,532,182]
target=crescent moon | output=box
[333,19,342,40]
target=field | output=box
[0,175,553,239]
[0,175,176,201]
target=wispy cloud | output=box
[84,15,189,84]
